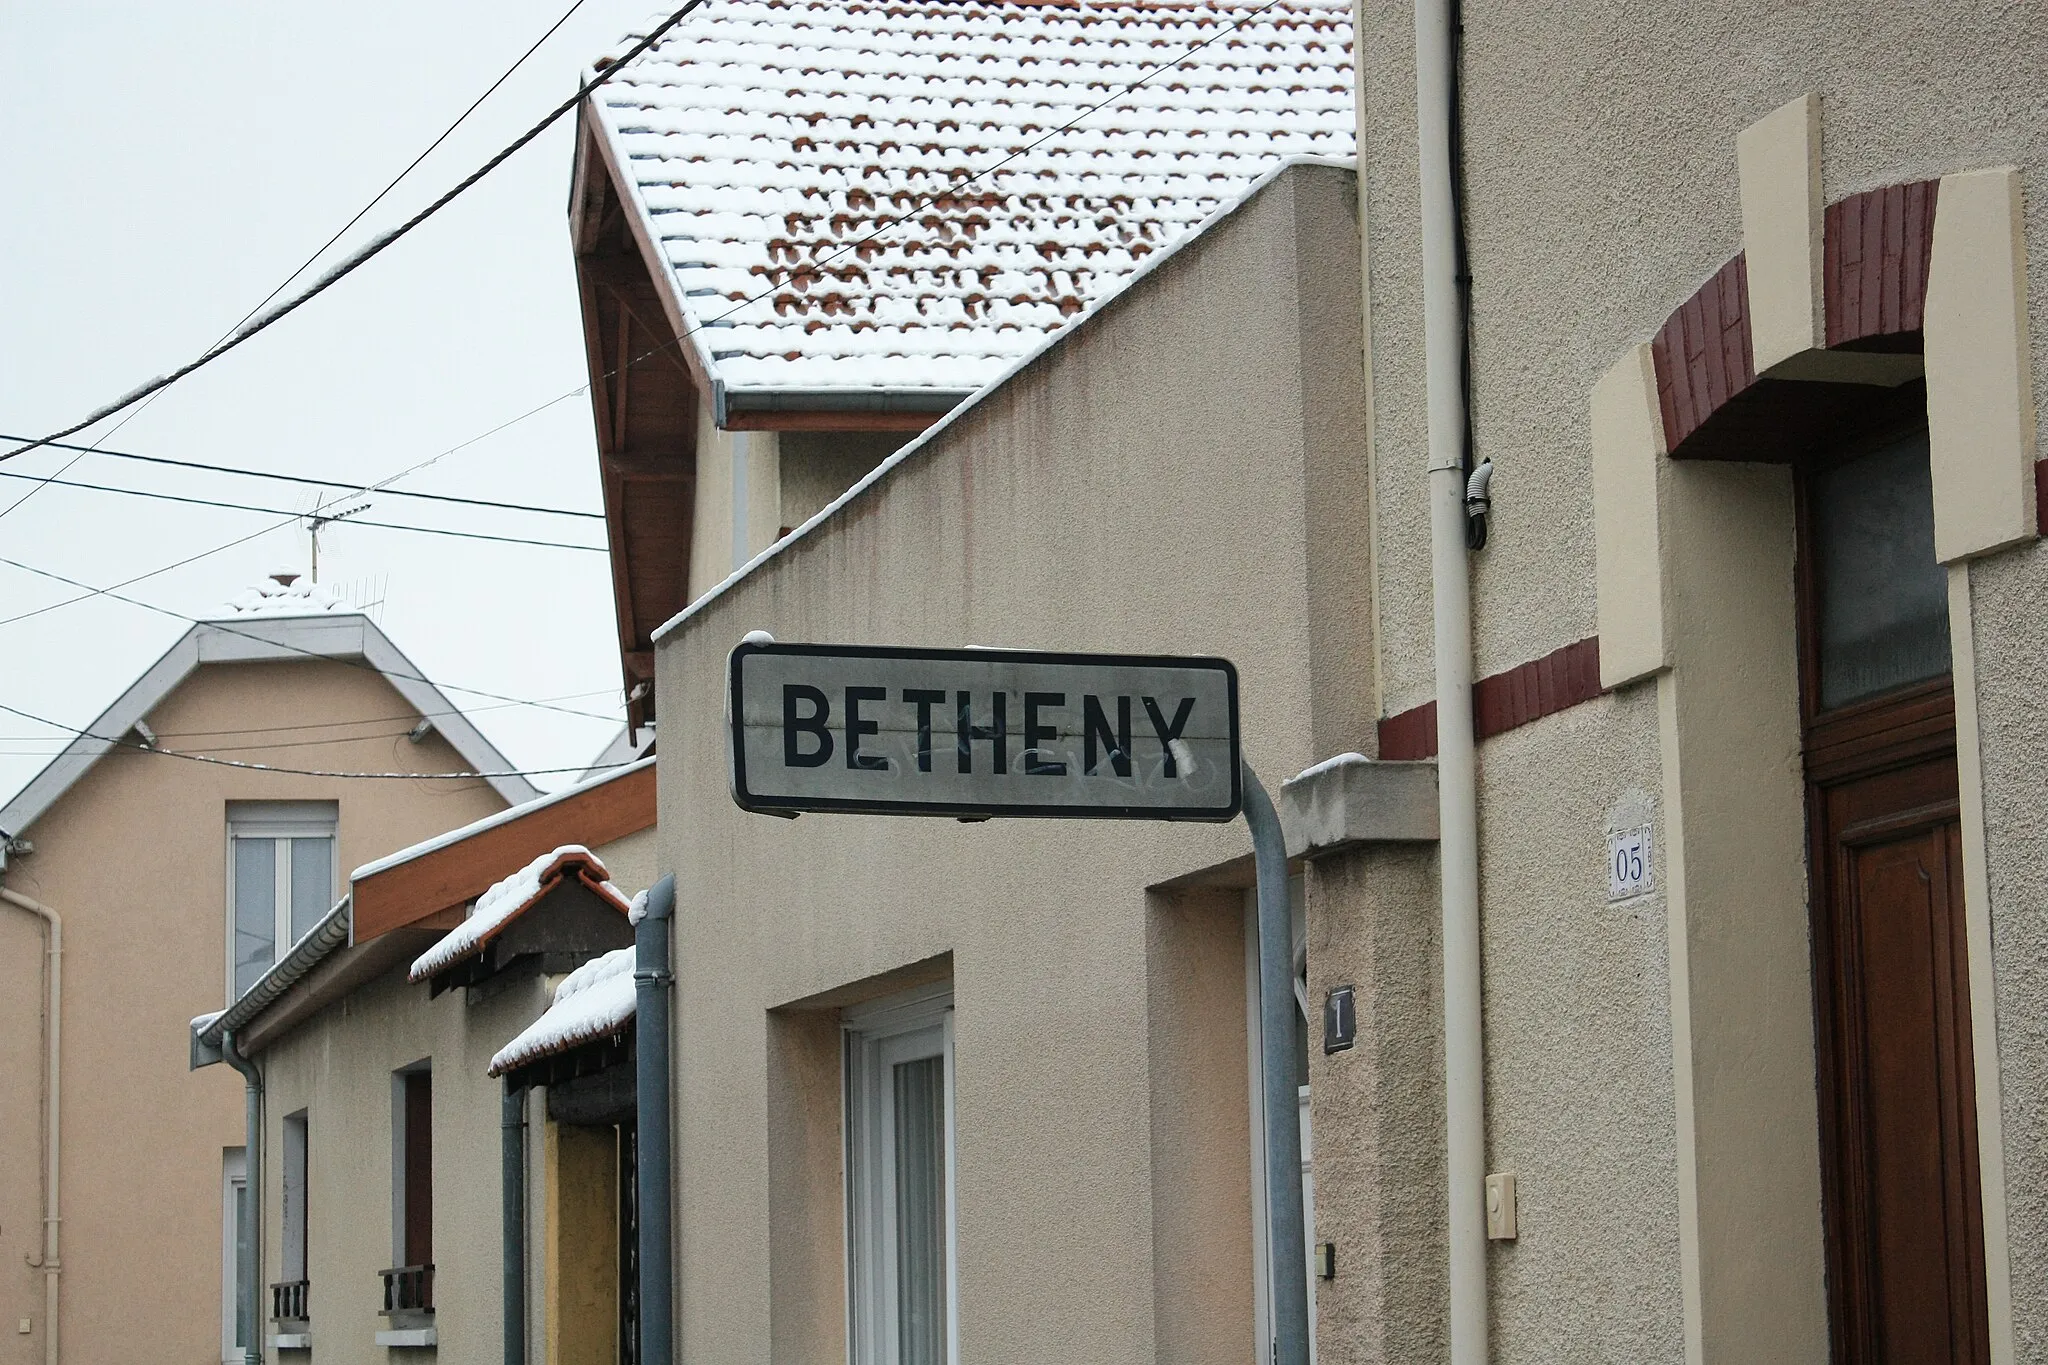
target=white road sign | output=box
[727,641,1241,820]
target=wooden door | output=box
[1810,726,1989,1363]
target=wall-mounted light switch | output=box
[17,1319,31,1335]
[1485,1172,1517,1240]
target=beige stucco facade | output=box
[1343,2,2048,1359]
[236,822,656,1364]
[0,641,508,1365]
[652,161,1373,1363]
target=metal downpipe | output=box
[635,874,677,1364]
[1414,0,1489,1357]
[1242,763,1311,1365]
[1,886,61,1365]
[503,1080,527,1365]
[220,1032,263,1365]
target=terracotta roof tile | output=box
[592,0,1354,399]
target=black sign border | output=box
[727,641,1243,822]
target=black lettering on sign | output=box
[1142,696,1197,777]
[844,686,887,771]
[783,685,833,768]
[903,689,945,772]
[1022,692,1066,776]
[1082,695,1132,776]
[956,691,1008,775]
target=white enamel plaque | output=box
[727,641,1241,820]
[1607,823,1654,901]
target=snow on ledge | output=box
[407,845,629,982]
[488,945,637,1077]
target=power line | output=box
[0,467,607,553]
[0,552,622,724]
[0,0,595,525]
[0,0,706,466]
[0,0,1292,639]
[0,698,627,781]
[0,433,603,520]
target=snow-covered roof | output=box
[590,0,1354,407]
[407,844,632,981]
[488,945,637,1077]
[209,575,352,619]
[0,612,539,836]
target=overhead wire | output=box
[0,698,626,781]
[0,552,622,724]
[0,434,603,520]
[0,0,597,525]
[0,468,606,552]
[0,0,1294,737]
[0,0,706,466]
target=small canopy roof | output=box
[408,844,632,982]
[488,943,638,1078]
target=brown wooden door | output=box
[1812,743,1989,1363]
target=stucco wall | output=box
[254,960,548,1364]
[0,655,503,1365]
[1354,0,2048,1353]
[653,162,1367,1363]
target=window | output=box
[227,802,337,1001]
[1808,426,1950,711]
[221,1148,249,1365]
[385,1064,434,1316]
[277,1112,309,1325]
[846,983,956,1365]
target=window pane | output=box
[288,837,333,945]
[893,1056,947,1365]
[233,839,277,998]
[1814,429,1950,710]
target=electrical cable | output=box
[0,552,622,724]
[0,0,596,528]
[0,434,602,520]
[0,468,606,553]
[0,698,626,781]
[0,0,706,466]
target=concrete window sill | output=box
[267,1332,311,1350]
[374,1327,438,1348]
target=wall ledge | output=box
[1279,755,1439,858]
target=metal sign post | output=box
[726,639,1310,1365]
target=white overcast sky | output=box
[0,1,670,805]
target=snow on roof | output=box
[592,0,1354,401]
[208,575,353,619]
[488,945,637,1077]
[407,845,631,981]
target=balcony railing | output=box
[379,1265,434,1315]
[270,1279,309,1323]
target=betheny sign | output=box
[727,641,1241,821]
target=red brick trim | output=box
[1648,178,1940,462]
[1376,638,1606,761]
[1652,255,1755,453]
[1824,179,1938,350]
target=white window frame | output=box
[226,801,337,1003]
[1246,877,1315,1365]
[221,1147,248,1365]
[844,982,957,1365]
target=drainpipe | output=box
[1414,0,1489,1358]
[634,874,676,1365]
[220,1032,263,1365]
[502,1080,527,1365]
[0,886,61,1365]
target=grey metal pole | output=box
[1242,762,1310,1365]
[635,874,677,1365]
[502,1080,527,1365]
[220,1032,262,1365]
